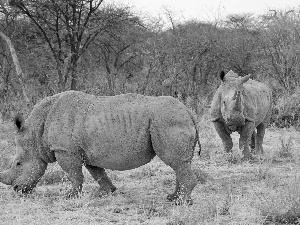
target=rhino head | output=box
[0,114,47,193]
[219,70,252,131]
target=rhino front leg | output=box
[166,179,179,202]
[239,122,255,160]
[55,151,84,198]
[250,131,256,151]
[85,165,116,194]
[213,121,233,152]
[256,123,266,154]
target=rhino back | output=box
[83,95,156,169]
[43,92,195,170]
[242,80,272,123]
[42,92,150,169]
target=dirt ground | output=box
[1,119,300,225]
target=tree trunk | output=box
[70,54,78,90]
[0,31,30,103]
[140,63,152,95]
[1,44,8,96]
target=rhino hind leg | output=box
[150,127,197,205]
[85,165,116,194]
[213,121,233,152]
[165,162,197,205]
[55,151,84,198]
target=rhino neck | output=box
[39,146,56,163]
[31,131,56,164]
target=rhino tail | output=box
[187,109,201,156]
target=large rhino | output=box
[0,91,200,205]
[211,70,272,160]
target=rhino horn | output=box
[239,74,252,84]
[233,90,242,111]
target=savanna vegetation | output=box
[1,0,300,224]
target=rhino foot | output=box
[166,193,178,201]
[241,154,255,162]
[110,186,117,193]
[66,192,79,199]
[90,186,117,198]
[98,183,117,194]
[13,184,35,194]
[65,188,82,198]
[167,193,193,205]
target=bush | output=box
[271,88,300,129]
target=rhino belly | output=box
[82,127,155,171]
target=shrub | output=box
[259,177,300,224]
[278,135,294,159]
[271,88,300,129]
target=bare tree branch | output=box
[0,31,30,103]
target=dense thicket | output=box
[0,1,299,127]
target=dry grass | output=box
[2,119,300,224]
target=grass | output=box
[2,119,300,224]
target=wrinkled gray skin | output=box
[211,70,272,160]
[0,91,200,205]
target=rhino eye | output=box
[16,162,21,166]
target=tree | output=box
[260,9,300,92]
[223,13,260,76]
[9,0,133,91]
[153,20,221,104]
[90,8,145,95]
[0,1,15,101]
[0,31,30,102]
[0,1,35,119]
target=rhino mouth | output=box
[226,114,245,128]
[228,125,238,132]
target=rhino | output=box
[210,70,272,160]
[0,91,200,205]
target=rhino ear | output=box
[240,74,252,84]
[14,113,25,132]
[220,71,225,81]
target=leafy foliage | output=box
[271,88,300,128]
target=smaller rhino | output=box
[210,70,272,160]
